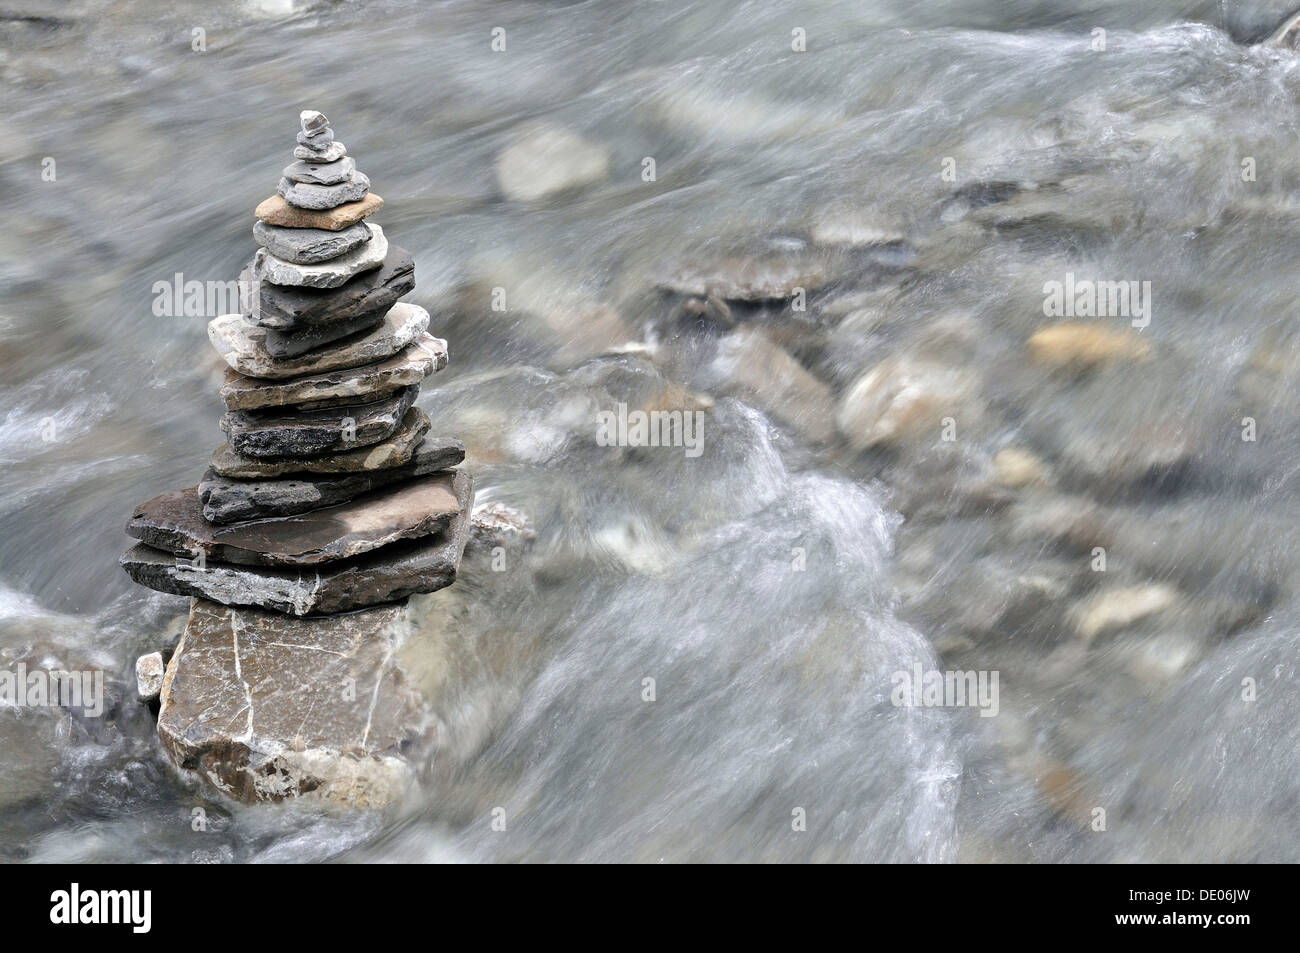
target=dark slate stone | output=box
[220,386,417,458]
[126,470,462,567]
[120,470,474,615]
[241,245,415,330]
[261,308,387,359]
[198,439,466,523]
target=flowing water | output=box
[1,0,1298,862]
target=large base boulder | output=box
[157,598,434,807]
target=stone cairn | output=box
[121,111,473,807]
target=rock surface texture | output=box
[121,110,474,809]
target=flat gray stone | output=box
[242,245,415,329]
[121,470,474,615]
[157,597,431,806]
[199,439,466,523]
[252,220,371,265]
[261,309,387,359]
[127,469,462,567]
[221,334,447,410]
[296,127,334,148]
[220,385,417,458]
[282,155,355,186]
[253,224,388,289]
[209,302,429,379]
[209,406,430,478]
[293,140,346,162]
[278,171,370,210]
[299,109,330,137]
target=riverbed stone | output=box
[220,385,417,457]
[261,309,388,360]
[254,192,383,230]
[658,249,831,302]
[278,171,371,210]
[221,335,447,410]
[495,122,610,202]
[992,447,1052,488]
[121,470,473,614]
[199,439,466,523]
[209,406,430,478]
[209,302,429,379]
[242,244,414,329]
[127,470,462,567]
[1071,584,1181,643]
[282,155,355,186]
[136,652,164,702]
[709,326,834,443]
[835,354,980,450]
[1028,322,1152,372]
[156,597,431,806]
[252,220,371,265]
[253,224,388,289]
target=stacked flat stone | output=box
[122,110,474,617]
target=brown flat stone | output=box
[120,470,474,615]
[127,471,461,567]
[254,192,384,230]
[209,406,430,479]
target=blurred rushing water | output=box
[1,0,1299,862]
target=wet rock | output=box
[157,598,430,806]
[127,470,462,567]
[1071,583,1180,643]
[1263,10,1300,47]
[221,335,446,411]
[209,406,430,479]
[992,447,1051,488]
[199,439,466,524]
[1028,322,1152,373]
[121,470,474,615]
[254,192,383,231]
[299,109,330,137]
[495,122,610,202]
[209,302,429,379]
[292,140,347,163]
[261,309,387,359]
[135,652,164,702]
[835,355,979,450]
[809,216,906,248]
[253,225,386,289]
[1058,419,1196,486]
[296,127,334,148]
[468,500,536,550]
[282,155,356,186]
[243,245,414,329]
[1119,632,1201,685]
[709,327,834,443]
[220,385,417,457]
[253,220,372,266]
[278,171,371,210]
[658,250,831,302]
